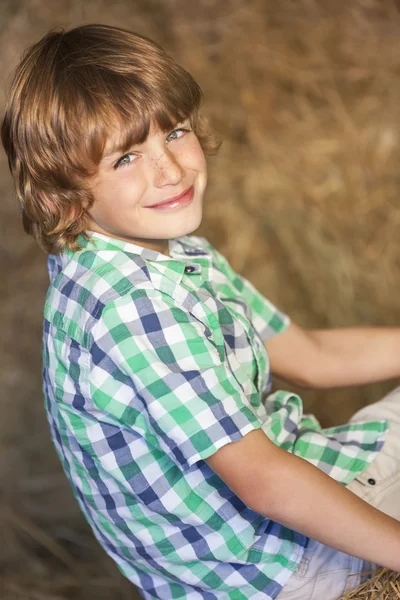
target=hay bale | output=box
[340,568,400,600]
[1,0,400,597]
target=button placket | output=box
[181,260,206,278]
[184,265,196,274]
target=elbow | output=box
[242,452,295,517]
[243,484,281,518]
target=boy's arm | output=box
[205,428,400,571]
[265,321,400,388]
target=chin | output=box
[166,211,203,238]
[179,216,203,237]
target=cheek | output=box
[186,137,207,173]
[91,174,143,213]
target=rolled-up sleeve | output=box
[89,289,263,471]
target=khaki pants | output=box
[277,386,400,600]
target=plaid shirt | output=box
[43,232,387,599]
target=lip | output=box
[147,186,194,209]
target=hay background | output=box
[1,0,400,598]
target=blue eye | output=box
[114,153,136,169]
[166,128,190,143]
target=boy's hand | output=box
[205,428,400,571]
[265,321,400,389]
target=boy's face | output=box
[87,118,207,255]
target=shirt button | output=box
[184,265,196,273]
[368,478,376,486]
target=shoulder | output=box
[44,246,154,346]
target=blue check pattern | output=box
[42,232,387,599]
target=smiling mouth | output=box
[147,186,195,210]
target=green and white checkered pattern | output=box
[42,232,388,599]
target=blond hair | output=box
[1,24,220,254]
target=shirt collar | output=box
[76,232,212,287]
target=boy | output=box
[2,23,400,600]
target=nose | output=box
[151,147,184,188]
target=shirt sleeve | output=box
[89,289,263,472]
[202,239,290,342]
